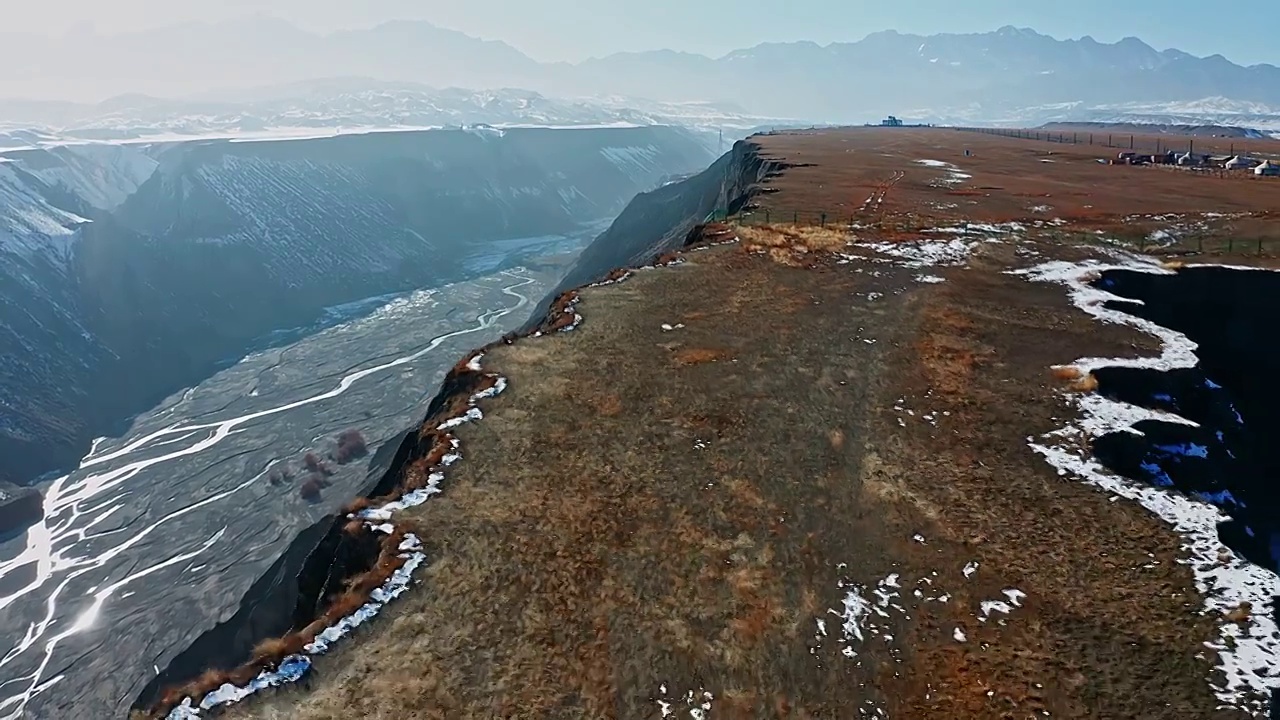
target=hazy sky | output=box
[10,0,1280,66]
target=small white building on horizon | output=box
[1256,160,1280,177]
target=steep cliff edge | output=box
[0,126,714,485]
[135,139,775,716]
[530,138,778,324]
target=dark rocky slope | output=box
[136,138,775,714]
[0,126,714,485]
[528,138,779,326]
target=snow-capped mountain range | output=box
[908,96,1280,137]
[3,20,1280,133]
[0,81,787,151]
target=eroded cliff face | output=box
[134,138,776,715]
[0,126,715,485]
[527,138,778,327]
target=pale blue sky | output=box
[14,0,1280,66]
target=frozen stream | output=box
[0,255,567,718]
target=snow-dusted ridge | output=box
[1013,257,1280,714]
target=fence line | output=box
[948,126,1278,162]
[713,208,1280,257]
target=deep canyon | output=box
[0,125,718,718]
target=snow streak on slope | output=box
[24,145,158,210]
[0,164,88,259]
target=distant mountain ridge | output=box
[2,20,1278,126]
[0,82,783,151]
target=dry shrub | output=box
[303,452,334,476]
[300,478,323,502]
[674,347,728,365]
[335,429,369,464]
[303,452,323,472]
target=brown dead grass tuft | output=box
[674,347,729,365]
[1050,365,1084,382]
[1070,373,1099,393]
[342,496,373,514]
[540,291,580,333]
[828,429,845,450]
[736,224,850,256]
[251,637,294,663]
[323,589,370,625]
[592,393,623,417]
[916,304,985,399]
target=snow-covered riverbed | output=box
[0,258,567,718]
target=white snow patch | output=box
[860,238,975,268]
[1013,256,1280,714]
[979,599,1015,621]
